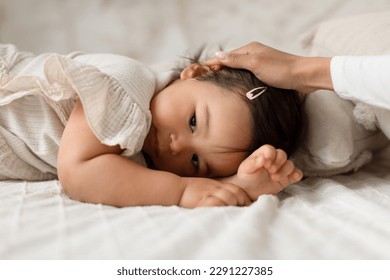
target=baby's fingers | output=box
[226,185,252,206]
[272,166,303,190]
[206,185,252,207]
[267,149,288,174]
[238,145,278,175]
[197,196,226,207]
[239,154,263,175]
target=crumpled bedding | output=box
[1,145,390,259]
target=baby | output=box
[0,44,305,208]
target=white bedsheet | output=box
[1,146,389,259]
[1,0,390,260]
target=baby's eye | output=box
[191,154,199,170]
[189,115,197,132]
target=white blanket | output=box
[1,146,390,259]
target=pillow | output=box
[292,11,390,177]
[301,11,390,57]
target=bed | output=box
[1,0,390,260]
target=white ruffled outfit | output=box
[0,44,177,180]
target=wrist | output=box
[218,174,238,185]
[178,176,187,195]
[178,177,194,207]
[294,57,333,93]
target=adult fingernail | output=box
[215,51,226,60]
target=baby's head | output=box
[142,57,305,178]
[197,66,305,156]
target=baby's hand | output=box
[236,145,303,201]
[179,177,252,208]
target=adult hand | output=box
[204,41,333,94]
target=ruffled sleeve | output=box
[44,53,157,157]
[1,50,157,158]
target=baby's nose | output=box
[169,134,189,156]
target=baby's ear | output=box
[180,63,212,80]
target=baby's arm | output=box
[221,145,303,201]
[57,100,251,208]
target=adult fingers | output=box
[204,51,256,72]
[204,42,267,70]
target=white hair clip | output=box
[246,86,267,100]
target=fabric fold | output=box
[1,52,158,158]
[0,44,174,179]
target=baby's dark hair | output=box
[181,50,306,157]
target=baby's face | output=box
[142,78,252,178]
